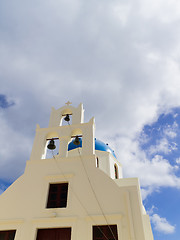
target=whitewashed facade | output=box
[0,103,154,240]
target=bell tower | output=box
[30,102,95,160]
[30,102,122,180]
[48,101,84,127]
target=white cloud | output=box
[106,136,180,199]
[0,111,32,181]
[151,214,175,234]
[148,138,177,155]
[1,2,180,237]
[140,121,179,156]
[163,122,178,138]
[139,0,180,23]
[147,207,175,234]
[0,0,180,199]
[141,187,154,200]
[111,3,131,26]
[176,158,180,164]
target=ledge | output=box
[0,219,24,225]
[31,216,77,223]
[85,213,123,221]
[44,174,74,181]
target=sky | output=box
[0,0,180,239]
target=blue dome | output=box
[68,138,117,158]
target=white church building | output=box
[0,103,154,240]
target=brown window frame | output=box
[0,230,16,240]
[46,183,68,208]
[93,225,118,240]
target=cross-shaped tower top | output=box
[65,101,72,106]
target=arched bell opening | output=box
[42,132,60,159]
[71,128,82,137]
[60,109,73,126]
[68,129,83,157]
[61,114,72,126]
[46,138,60,159]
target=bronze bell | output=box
[64,114,70,122]
[73,136,80,145]
[47,139,56,150]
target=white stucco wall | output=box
[0,104,154,240]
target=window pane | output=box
[61,193,67,199]
[93,225,118,240]
[0,231,16,240]
[60,201,67,207]
[50,193,57,200]
[51,185,58,192]
[37,228,71,240]
[94,227,103,238]
[50,201,57,208]
[61,184,68,191]
[0,233,6,240]
[9,231,16,240]
[47,183,68,208]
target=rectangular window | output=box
[47,183,68,208]
[0,230,16,240]
[93,225,118,240]
[36,228,71,240]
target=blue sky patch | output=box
[138,108,180,239]
[0,94,15,109]
[139,108,180,159]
